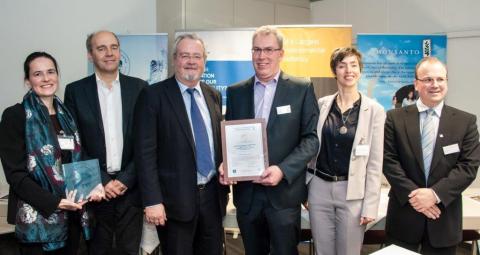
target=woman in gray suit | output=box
[306,47,386,255]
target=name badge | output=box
[58,136,75,150]
[355,144,370,156]
[443,143,460,155]
[276,105,291,115]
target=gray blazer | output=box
[307,92,386,218]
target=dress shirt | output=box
[177,80,216,184]
[316,97,361,177]
[96,73,123,174]
[416,98,443,202]
[254,72,280,122]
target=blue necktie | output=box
[421,109,435,184]
[186,88,214,177]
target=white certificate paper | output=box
[221,119,269,181]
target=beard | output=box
[181,72,201,82]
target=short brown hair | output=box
[330,47,363,76]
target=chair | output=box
[463,230,480,255]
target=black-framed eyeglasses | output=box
[416,77,448,85]
[251,47,282,56]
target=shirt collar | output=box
[95,72,120,88]
[254,71,281,86]
[416,98,444,117]
[176,79,202,95]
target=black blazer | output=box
[64,73,147,206]
[133,76,229,221]
[0,104,62,224]
[225,72,319,213]
[383,104,480,247]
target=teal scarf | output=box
[16,90,91,251]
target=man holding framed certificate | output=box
[219,26,319,255]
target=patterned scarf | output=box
[16,90,92,251]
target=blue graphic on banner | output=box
[357,34,446,110]
[202,61,254,106]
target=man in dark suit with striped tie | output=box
[383,57,480,255]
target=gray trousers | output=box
[308,176,366,255]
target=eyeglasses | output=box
[416,77,448,85]
[251,47,281,56]
[177,53,204,61]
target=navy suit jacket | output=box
[225,72,319,213]
[64,73,147,206]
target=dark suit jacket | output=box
[133,76,229,221]
[225,72,319,213]
[0,104,61,224]
[383,104,480,247]
[64,73,146,207]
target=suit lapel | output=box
[119,74,132,138]
[352,94,369,148]
[83,75,105,137]
[404,106,425,173]
[164,78,196,152]
[244,77,256,119]
[429,106,453,173]
[267,72,287,129]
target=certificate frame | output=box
[221,118,269,181]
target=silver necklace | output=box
[339,106,353,135]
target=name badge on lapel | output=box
[355,144,370,156]
[276,105,291,115]
[443,143,460,155]
[58,131,75,150]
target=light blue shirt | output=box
[416,98,443,145]
[177,80,216,184]
[254,71,281,122]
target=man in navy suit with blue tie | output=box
[383,57,480,255]
[134,33,228,255]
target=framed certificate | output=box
[221,119,269,181]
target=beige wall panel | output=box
[445,0,480,31]
[345,0,388,38]
[234,0,275,27]
[310,0,346,24]
[186,0,235,29]
[389,0,446,33]
[275,4,310,24]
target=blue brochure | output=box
[63,159,102,202]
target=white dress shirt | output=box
[177,80,216,184]
[96,73,123,174]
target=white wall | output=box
[0,0,156,195]
[311,0,480,187]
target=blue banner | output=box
[357,34,447,110]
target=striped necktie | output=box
[421,109,436,184]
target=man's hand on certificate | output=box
[218,162,237,185]
[145,204,167,226]
[253,165,283,186]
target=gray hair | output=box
[173,33,207,59]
